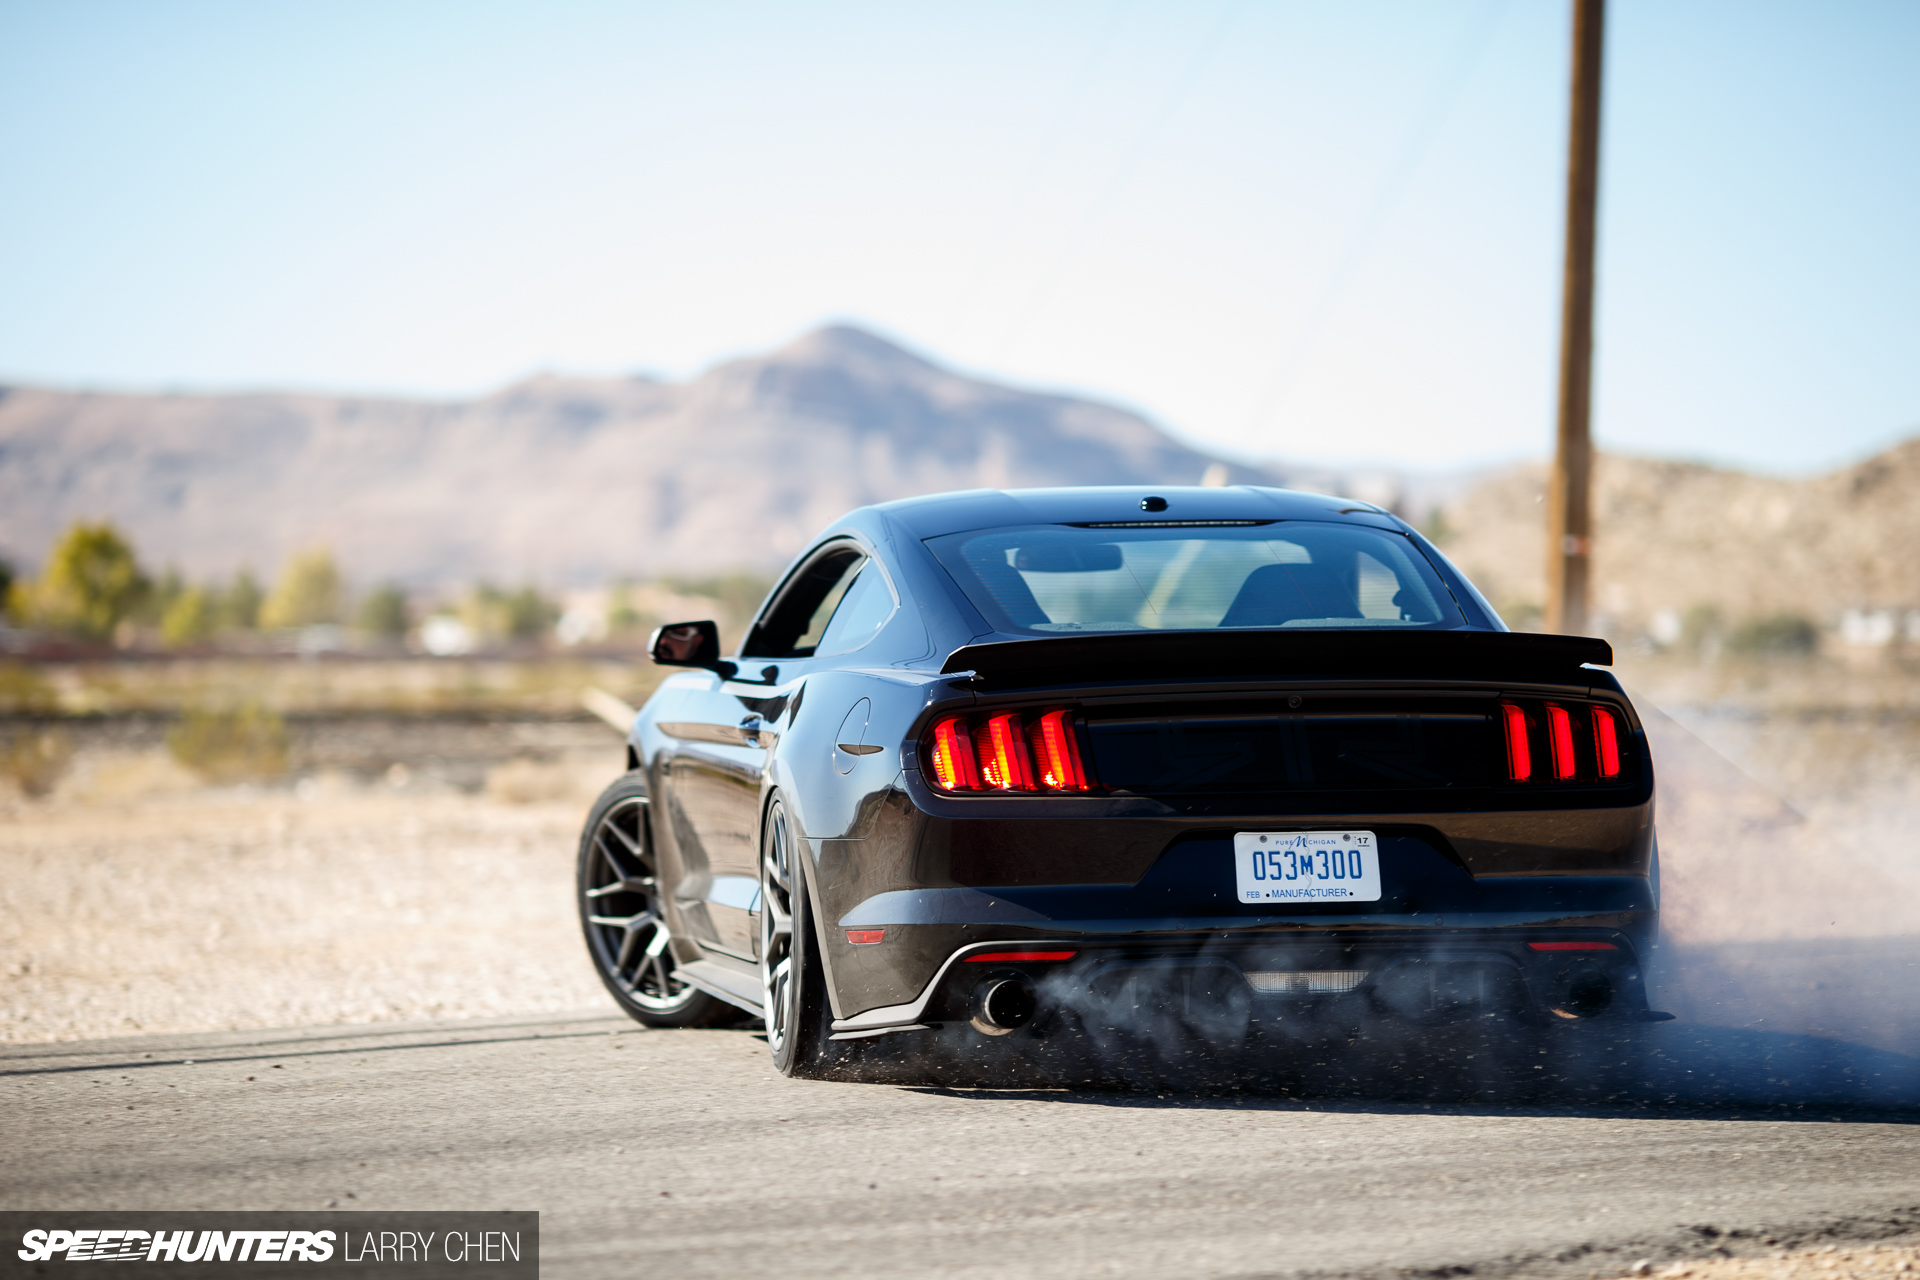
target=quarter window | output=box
[742,546,867,658]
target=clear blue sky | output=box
[2,0,1915,473]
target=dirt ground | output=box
[0,780,609,1042]
[1611,1238,1920,1280]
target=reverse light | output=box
[924,709,1098,794]
[1593,707,1621,777]
[1527,941,1618,951]
[1500,703,1532,781]
[845,929,885,946]
[964,950,1079,963]
[1546,704,1577,780]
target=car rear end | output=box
[823,493,1660,1050]
[830,632,1655,1045]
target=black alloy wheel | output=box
[578,774,725,1027]
[759,796,849,1077]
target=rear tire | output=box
[577,773,729,1028]
[760,796,857,1078]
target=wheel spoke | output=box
[586,875,655,898]
[615,914,659,968]
[584,796,699,1014]
[590,909,653,929]
[599,814,643,856]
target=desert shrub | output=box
[1,729,72,797]
[166,704,290,783]
[0,663,59,715]
[1728,613,1819,657]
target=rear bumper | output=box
[831,926,1653,1035]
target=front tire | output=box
[578,774,727,1028]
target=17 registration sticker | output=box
[1234,831,1381,902]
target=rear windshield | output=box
[926,521,1465,634]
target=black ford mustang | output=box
[577,486,1660,1080]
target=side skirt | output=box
[677,959,764,1016]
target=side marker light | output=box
[964,950,1078,963]
[846,930,885,946]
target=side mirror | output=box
[647,621,737,678]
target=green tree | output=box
[503,585,557,640]
[358,584,410,640]
[222,569,264,630]
[464,582,558,643]
[260,549,343,629]
[147,567,187,626]
[161,586,217,647]
[14,522,149,639]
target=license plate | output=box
[1234,831,1381,902]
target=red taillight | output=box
[929,715,979,791]
[927,708,1097,793]
[964,950,1078,963]
[845,929,885,946]
[1500,703,1532,781]
[1027,709,1090,791]
[974,712,1036,791]
[1546,704,1576,780]
[1593,707,1621,777]
[1527,941,1618,951]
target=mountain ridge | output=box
[0,326,1284,586]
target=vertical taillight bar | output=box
[1593,707,1621,777]
[973,712,1036,791]
[1545,704,1577,779]
[929,715,980,791]
[1027,709,1089,791]
[1500,702,1532,781]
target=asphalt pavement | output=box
[4,1012,1918,1280]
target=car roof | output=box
[872,485,1398,541]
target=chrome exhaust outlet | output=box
[971,977,1038,1036]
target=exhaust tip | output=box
[1551,970,1614,1019]
[971,977,1038,1036]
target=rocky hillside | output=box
[0,326,1280,585]
[1436,440,1920,641]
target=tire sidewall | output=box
[764,796,840,1076]
[577,771,720,1028]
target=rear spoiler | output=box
[941,629,1612,687]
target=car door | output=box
[657,543,869,963]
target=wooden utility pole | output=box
[1545,0,1605,634]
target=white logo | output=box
[17,1229,337,1263]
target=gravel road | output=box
[3,1016,1917,1280]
